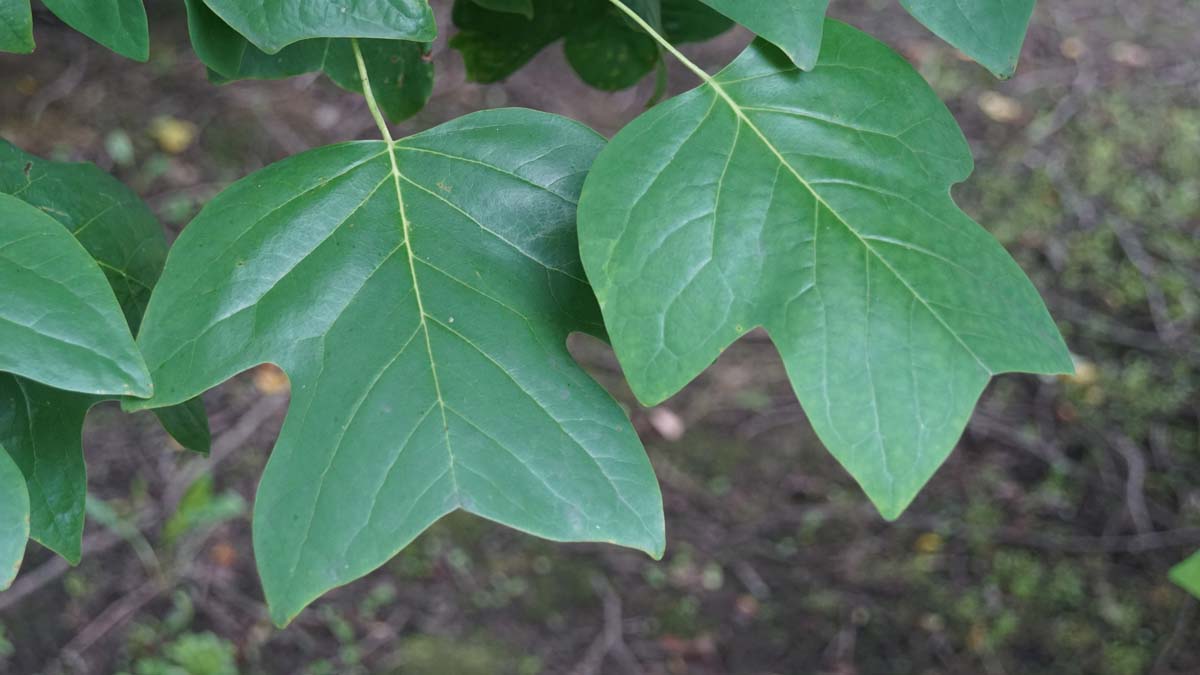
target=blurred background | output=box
[1,0,1198,673]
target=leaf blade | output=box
[199,0,436,54]
[899,0,1036,78]
[40,0,150,60]
[0,441,29,589]
[697,0,829,70]
[134,109,665,625]
[578,24,1070,519]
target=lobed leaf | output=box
[132,109,665,625]
[199,0,435,54]
[578,22,1071,520]
[0,441,29,589]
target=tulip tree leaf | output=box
[900,0,1036,78]
[0,193,151,397]
[131,109,666,626]
[198,0,436,54]
[0,374,90,563]
[185,0,433,124]
[578,22,1071,520]
[0,140,211,453]
[40,0,150,61]
[451,0,727,91]
[0,441,29,589]
[697,0,829,70]
[0,0,33,54]
[1171,551,1200,599]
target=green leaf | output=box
[1170,551,1200,599]
[198,0,436,54]
[0,193,151,397]
[697,0,829,70]
[185,0,433,124]
[900,0,1035,78]
[40,0,149,61]
[578,23,1071,520]
[471,0,533,18]
[0,374,89,563]
[661,0,732,43]
[0,0,33,54]
[451,0,720,91]
[0,441,29,589]
[132,109,665,625]
[153,396,212,455]
[0,140,211,453]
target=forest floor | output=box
[1,1,1198,674]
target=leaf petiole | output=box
[351,38,396,145]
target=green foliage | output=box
[0,442,28,589]
[129,108,664,625]
[0,0,1073,628]
[1170,551,1200,598]
[577,22,1070,517]
[0,0,148,58]
[184,0,434,123]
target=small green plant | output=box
[0,0,1105,627]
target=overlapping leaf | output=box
[0,140,211,452]
[900,0,1036,78]
[697,0,829,70]
[0,0,148,59]
[185,0,434,123]
[199,0,435,54]
[578,22,1071,519]
[131,109,665,625]
[0,193,150,396]
[0,142,210,565]
[451,0,730,91]
[0,442,29,589]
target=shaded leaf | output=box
[0,374,89,563]
[185,0,433,123]
[132,109,664,625]
[900,0,1036,78]
[199,0,435,54]
[41,0,149,61]
[0,441,29,589]
[451,0,725,91]
[578,24,1070,519]
[471,0,533,18]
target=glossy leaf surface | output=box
[0,140,210,453]
[0,193,151,397]
[0,374,89,562]
[40,0,150,61]
[578,23,1071,519]
[199,0,435,54]
[0,0,33,53]
[0,441,28,589]
[185,0,433,123]
[900,0,1035,78]
[697,0,829,70]
[133,109,665,625]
